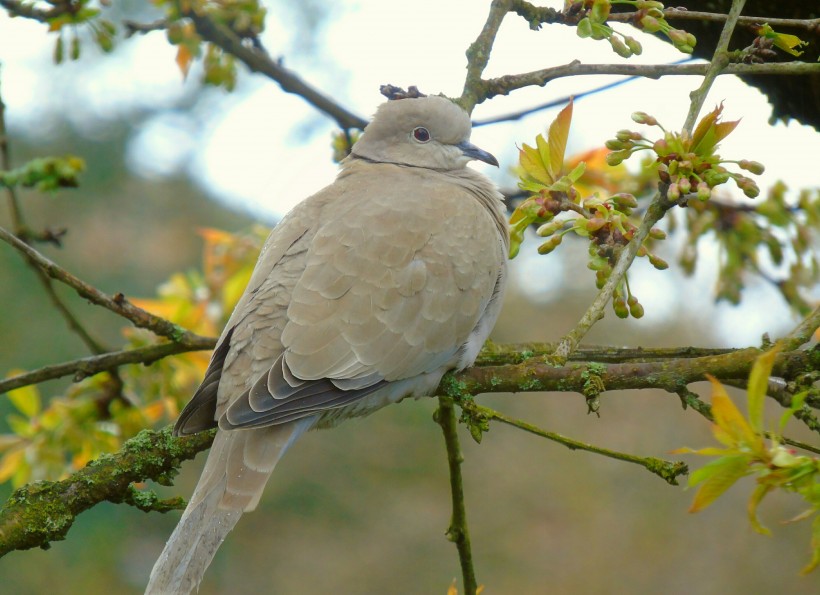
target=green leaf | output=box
[747,483,773,535]
[689,454,751,512]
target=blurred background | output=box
[0,1,817,593]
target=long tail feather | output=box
[146,418,314,594]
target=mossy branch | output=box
[0,426,215,556]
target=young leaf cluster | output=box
[607,103,764,201]
[509,100,664,319]
[677,350,820,575]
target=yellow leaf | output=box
[5,376,41,418]
[547,99,573,182]
[519,143,552,185]
[707,375,758,448]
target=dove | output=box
[146,94,508,594]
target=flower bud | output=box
[648,254,669,270]
[537,234,563,255]
[613,297,629,319]
[739,159,765,175]
[696,181,711,201]
[678,177,691,194]
[649,228,667,240]
[639,15,661,33]
[610,35,633,58]
[667,183,680,201]
[631,111,657,126]
[624,36,642,56]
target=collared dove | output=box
[146,95,508,594]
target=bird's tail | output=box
[146,418,314,594]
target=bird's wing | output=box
[221,164,506,430]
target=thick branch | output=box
[460,0,513,113]
[0,426,215,555]
[1,341,815,555]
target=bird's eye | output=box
[412,127,431,143]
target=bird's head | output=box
[350,95,498,171]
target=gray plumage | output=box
[146,95,508,594]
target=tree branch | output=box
[183,9,368,131]
[0,426,215,555]
[477,60,820,105]
[1,340,816,556]
[460,0,513,113]
[0,338,216,395]
[0,225,207,343]
[435,397,478,595]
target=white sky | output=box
[0,0,817,345]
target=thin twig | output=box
[683,0,748,133]
[435,397,478,595]
[0,338,216,395]
[0,225,205,343]
[463,400,688,485]
[478,60,820,105]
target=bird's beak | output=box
[457,140,499,167]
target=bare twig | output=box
[461,400,688,485]
[0,225,205,343]
[0,338,216,395]
[478,60,820,105]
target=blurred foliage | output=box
[676,349,820,574]
[0,155,85,191]
[0,226,266,488]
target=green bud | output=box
[678,177,691,194]
[606,139,626,150]
[71,36,80,61]
[606,150,629,166]
[667,183,680,201]
[611,193,638,208]
[537,234,563,255]
[739,159,765,175]
[616,129,634,142]
[631,111,657,126]
[624,36,642,55]
[649,227,667,240]
[648,254,669,270]
[613,297,629,319]
[595,271,607,289]
[668,28,688,46]
[639,15,661,33]
[696,181,711,201]
[686,33,697,48]
[629,301,645,318]
[536,219,565,237]
[609,35,632,58]
[667,160,678,176]
[678,44,694,54]
[636,1,665,8]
